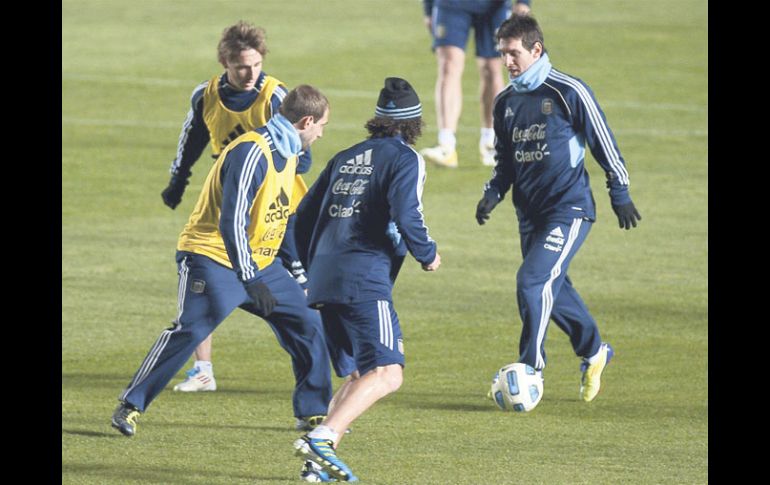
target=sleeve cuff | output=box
[609,187,632,206]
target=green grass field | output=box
[62,1,708,483]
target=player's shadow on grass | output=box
[156,421,291,433]
[62,417,293,434]
[204,387,287,396]
[62,462,288,484]
[62,428,121,438]
[62,372,129,389]
[394,391,492,412]
[62,372,290,397]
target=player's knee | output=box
[477,59,499,80]
[437,48,465,76]
[190,327,213,344]
[380,364,403,394]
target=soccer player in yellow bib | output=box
[159,22,317,398]
[112,86,340,439]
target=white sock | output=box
[586,347,604,365]
[195,360,213,374]
[438,129,456,150]
[308,425,339,443]
[480,127,495,146]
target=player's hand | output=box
[611,201,642,230]
[475,189,501,225]
[244,281,277,316]
[513,3,531,15]
[422,252,441,271]
[161,174,189,210]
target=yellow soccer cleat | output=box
[580,343,614,402]
[420,145,458,168]
[479,141,496,166]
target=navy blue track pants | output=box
[517,218,602,370]
[119,251,332,417]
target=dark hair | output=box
[218,21,268,65]
[279,85,329,123]
[365,117,424,146]
[496,14,545,52]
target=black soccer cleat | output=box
[111,402,141,437]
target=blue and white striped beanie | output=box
[374,77,422,120]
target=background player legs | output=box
[435,45,465,152]
[172,333,217,392]
[476,55,504,166]
[193,334,212,362]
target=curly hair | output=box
[365,117,424,146]
[217,21,268,65]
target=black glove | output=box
[161,173,190,210]
[612,201,642,230]
[244,281,277,316]
[475,189,501,225]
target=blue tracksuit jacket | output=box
[485,63,631,232]
[294,136,437,306]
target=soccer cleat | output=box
[580,343,614,402]
[420,145,458,168]
[479,141,496,166]
[173,367,217,392]
[294,435,358,482]
[111,402,141,437]
[300,460,337,482]
[296,415,351,434]
[296,415,327,431]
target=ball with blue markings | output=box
[490,363,543,412]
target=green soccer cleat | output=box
[111,402,141,437]
[580,343,614,402]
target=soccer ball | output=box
[490,363,543,412]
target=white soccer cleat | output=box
[479,141,496,166]
[173,367,217,392]
[420,145,458,168]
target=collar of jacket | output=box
[265,113,302,159]
[509,52,552,93]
